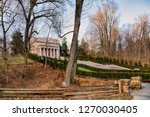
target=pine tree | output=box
[11,30,24,55]
[60,37,68,57]
[78,38,89,56]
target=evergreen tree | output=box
[11,30,24,55]
[60,37,68,57]
[78,38,89,56]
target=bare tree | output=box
[134,15,150,62]
[16,0,64,64]
[90,0,119,58]
[123,15,150,63]
[0,0,18,82]
[16,0,64,77]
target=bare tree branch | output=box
[58,31,74,38]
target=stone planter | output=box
[130,76,142,89]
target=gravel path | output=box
[77,60,131,70]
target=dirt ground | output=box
[0,63,65,89]
[0,63,118,89]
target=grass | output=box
[0,56,34,67]
[78,67,93,72]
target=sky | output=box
[63,0,150,48]
[0,0,150,47]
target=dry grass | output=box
[0,63,118,89]
[0,63,65,89]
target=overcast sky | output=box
[62,0,150,48]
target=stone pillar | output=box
[57,46,60,59]
[50,48,52,57]
[53,49,55,58]
[130,76,142,89]
[119,79,130,94]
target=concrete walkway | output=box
[77,60,131,70]
[131,83,150,100]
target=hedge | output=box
[78,55,150,71]
[76,70,150,80]
[28,53,67,70]
[28,53,150,80]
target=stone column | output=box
[119,79,130,94]
[53,49,55,58]
[50,49,51,57]
[57,46,60,59]
[55,49,57,58]
[130,76,142,89]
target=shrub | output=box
[28,53,67,70]
[76,70,150,80]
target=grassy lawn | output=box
[0,56,33,67]
[78,67,93,72]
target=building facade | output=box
[30,38,60,59]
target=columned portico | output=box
[30,38,60,59]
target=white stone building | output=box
[30,38,60,59]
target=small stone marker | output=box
[130,76,142,89]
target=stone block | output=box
[119,79,130,94]
[130,76,142,89]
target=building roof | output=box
[30,37,60,45]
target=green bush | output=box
[29,53,150,80]
[76,70,150,80]
[28,53,67,70]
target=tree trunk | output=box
[65,0,84,86]
[22,26,29,78]
[45,26,51,69]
